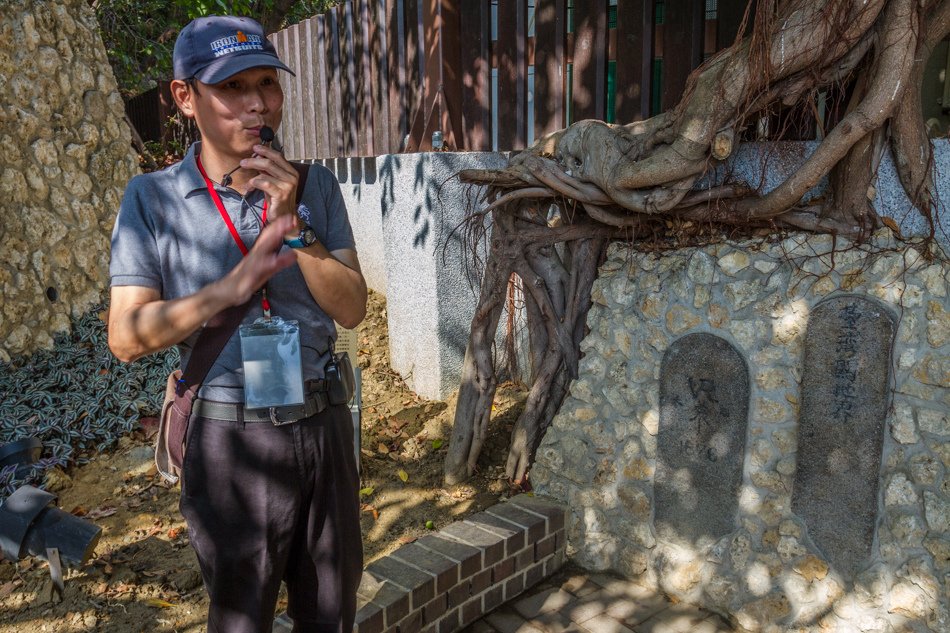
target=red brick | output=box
[422,595,447,624]
[509,495,566,533]
[535,534,556,560]
[416,534,481,580]
[461,596,483,626]
[470,568,492,594]
[355,603,385,633]
[483,585,504,612]
[486,502,547,544]
[447,580,469,608]
[436,608,460,633]
[366,557,435,610]
[515,547,534,571]
[392,542,460,595]
[492,556,515,583]
[396,609,423,633]
[466,512,526,556]
[525,561,545,589]
[440,522,505,566]
[504,572,525,601]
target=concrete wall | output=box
[0,0,140,361]
[313,153,507,400]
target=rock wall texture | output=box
[0,0,139,362]
[532,230,949,632]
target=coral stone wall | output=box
[531,231,949,632]
[0,0,139,361]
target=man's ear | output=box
[170,79,196,118]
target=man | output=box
[108,15,366,633]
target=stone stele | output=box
[656,333,750,544]
[792,295,895,578]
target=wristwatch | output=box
[284,225,317,249]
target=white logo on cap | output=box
[210,31,264,57]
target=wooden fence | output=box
[269,0,770,160]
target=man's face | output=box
[175,67,284,158]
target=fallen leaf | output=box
[397,469,409,483]
[0,582,15,598]
[70,505,88,517]
[360,448,375,457]
[431,439,443,450]
[167,527,181,540]
[358,487,375,497]
[86,506,118,520]
[146,598,176,608]
[377,443,390,454]
[881,216,902,237]
[398,535,416,544]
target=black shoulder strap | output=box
[178,299,253,396]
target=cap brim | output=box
[195,53,295,84]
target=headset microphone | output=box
[221,126,276,188]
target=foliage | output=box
[94,0,338,97]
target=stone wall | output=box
[0,0,139,362]
[531,230,949,632]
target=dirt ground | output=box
[0,290,526,632]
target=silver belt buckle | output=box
[269,406,296,426]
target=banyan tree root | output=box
[444,0,945,486]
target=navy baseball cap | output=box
[173,15,294,84]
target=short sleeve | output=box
[314,166,356,253]
[110,175,163,291]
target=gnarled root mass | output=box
[444,0,945,486]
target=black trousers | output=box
[179,403,363,633]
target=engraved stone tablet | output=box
[793,296,895,577]
[656,333,750,544]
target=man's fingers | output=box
[255,215,295,250]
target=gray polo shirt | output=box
[110,142,356,402]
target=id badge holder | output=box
[239,317,305,410]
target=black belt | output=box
[194,390,329,425]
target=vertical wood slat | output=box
[614,0,654,123]
[325,8,345,156]
[298,18,316,158]
[404,0,423,150]
[339,3,359,156]
[281,28,298,158]
[534,0,567,139]
[571,0,609,123]
[436,1,464,151]
[311,16,330,158]
[369,0,390,156]
[661,0,704,112]
[357,0,376,156]
[459,0,491,150]
[496,0,529,150]
[290,23,309,160]
[716,0,754,50]
[387,0,408,153]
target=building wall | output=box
[0,0,139,361]
[532,231,949,632]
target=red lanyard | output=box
[196,154,272,316]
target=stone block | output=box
[793,296,895,578]
[656,333,749,544]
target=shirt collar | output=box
[177,142,211,198]
[176,141,264,204]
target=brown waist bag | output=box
[155,301,252,484]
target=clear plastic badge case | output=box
[239,317,305,409]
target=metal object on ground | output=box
[0,485,102,598]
